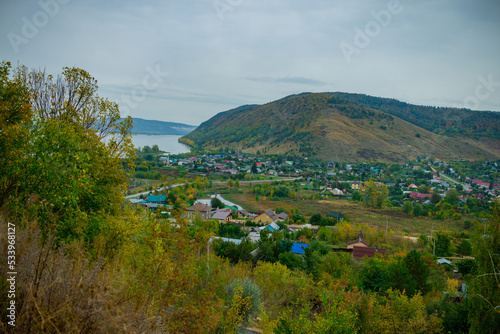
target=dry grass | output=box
[221,191,466,236]
[0,217,157,334]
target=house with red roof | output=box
[352,246,387,260]
[409,192,432,202]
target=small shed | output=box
[437,258,453,266]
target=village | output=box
[126,149,499,273]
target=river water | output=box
[132,134,191,154]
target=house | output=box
[211,210,232,223]
[159,156,169,165]
[437,258,453,266]
[291,243,309,255]
[347,237,369,249]
[254,209,288,223]
[351,181,363,191]
[186,202,213,220]
[329,188,344,196]
[209,236,242,245]
[352,246,387,260]
[262,222,280,232]
[248,229,261,243]
[236,209,257,221]
[254,210,275,224]
[129,198,146,205]
[409,192,432,202]
[145,195,167,204]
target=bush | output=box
[221,278,262,330]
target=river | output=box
[132,134,191,154]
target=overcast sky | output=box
[1,0,499,125]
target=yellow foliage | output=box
[222,285,251,332]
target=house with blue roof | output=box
[263,222,280,232]
[145,195,167,204]
[291,243,309,254]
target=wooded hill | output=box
[130,117,196,135]
[329,92,500,140]
[181,93,500,162]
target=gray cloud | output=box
[245,76,326,86]
[1,0,499,125]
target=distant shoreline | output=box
[131,134,191,154]
[131,132,193,136]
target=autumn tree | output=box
[14,65,133,157]
[0,61,31,207]
[363,179,389,209]
[366,289,442,333]
[1,63,134,245]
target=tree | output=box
[363,179,389,209]
[404,250,429,293]
[417,184,431,194]
[1,63,133,244]
[15,65,133,158]
[468,202,500,333]
[445,189,460,205]
[211,197,225,209]
[431,190,441,204]
[251,162,258,174]
[387,258,418,297]
[278,251,304,271]
[367,289,442,333]
[456,239,472,256]
[309,213,322,224]
[435,233,452,257]
[360,257,389,293]
[456,259,478,277]
[0,61,32,207]
[220,278,261,332]
[413,203,424,217]
[403,200,414,214]
[351,190,362,201]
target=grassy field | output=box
[220,189,467,237]
[130,175,470,238]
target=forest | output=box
[329,92,500,139]
[1,63,500,333]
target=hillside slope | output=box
[329,92,500,139]
[181,93,500,162]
